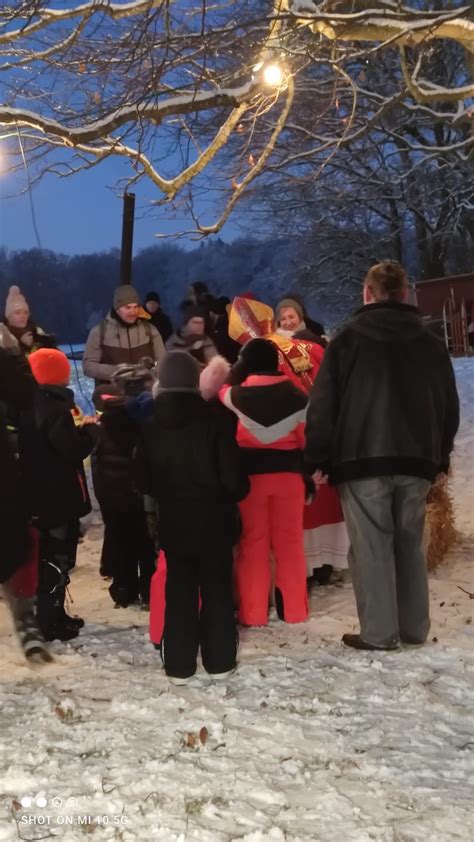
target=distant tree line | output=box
[0,237,363,344]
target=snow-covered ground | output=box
[0,360,473,842]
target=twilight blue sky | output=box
[0,153,238,255]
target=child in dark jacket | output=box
[91,363,156,608]
[21,349,97,642]
[134,351,249,686]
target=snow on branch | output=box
[0,0,472,237]
[287,2,474,53]
[0,83,256,145]
[0,0,165,45]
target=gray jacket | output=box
[83,313,165,384]
[166,331,218,367]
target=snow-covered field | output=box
[0,360,473,842]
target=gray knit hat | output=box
[275,297,304,324]
[113,285,140,310]
[156,351,200,392]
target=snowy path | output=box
[0,361,473,842]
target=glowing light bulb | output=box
[262,63,284,87]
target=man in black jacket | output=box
[144,291,174,343]
[135,351,249,685]
[305,261,460,651]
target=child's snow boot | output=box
[37,560,80,642]
[60,580,85,629]
[109,582,139,608]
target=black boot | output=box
[64,614,85,630]
[109,582,139,608]
[60,581,85,629]
[342,633,399,652]
[313,564,334,586]
[37,591,80,641]
[37,561,80,642]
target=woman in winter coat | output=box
[274,298,349,583]
[166,306,218,367]
[275,295,327,348]
[274,297,325,378]
[91,363,157,607]
[214,339,309,627]
[134,351,249,685]
[3,286,56,356]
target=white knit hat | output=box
[5,286,29,319]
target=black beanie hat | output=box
[181,305,206,327]
[239,339,279,374]
[156,351,200,392]
[145,291,161,304]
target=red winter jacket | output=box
[219,373,308,475]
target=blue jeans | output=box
[339,475,431,647]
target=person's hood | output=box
[101,395,137,440]
[39,384,75,408]
[153,390,207,429]
[101,394,128,424]
[346,301,423,343]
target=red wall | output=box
[415,274,474,319]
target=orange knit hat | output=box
[29,348,71,386]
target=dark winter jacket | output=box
[220,374,308,475]
[305,301,460,484]
[293,327,327,350]
[0,348,37,582]
[2,320,56,356]
[92,397,143,512]
[19,385,96,527]
[212,314,241,363]
[135,391,249,555]
[125,391,154,422]
[166,331,218,367]
[147,309,174,344]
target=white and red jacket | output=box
[219,373,308,475]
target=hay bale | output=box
[425,482,456,570]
